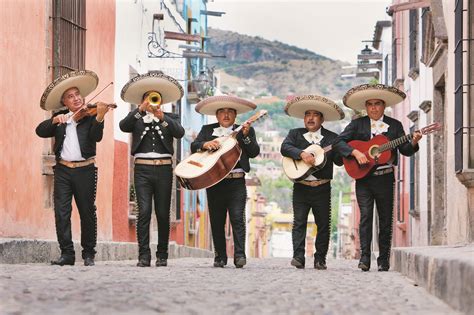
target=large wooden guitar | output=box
[175,110,267,190]
[282,144,332,182]
[343,122,441,179]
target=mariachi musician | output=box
[36,70,112,266]
[333,84,422,272]
[190,95,260,268]
[119,71,185,268]
[281,95,344,270]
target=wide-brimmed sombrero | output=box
[195,95,256,115]
[343,84,406,111]
[284,95,344,121]
[121,71,183,105]
[40,70,98,110]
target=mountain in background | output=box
[207,28,367,101]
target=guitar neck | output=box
[323,145,332,153]
[231,110,267,137]
[378,134,412,152]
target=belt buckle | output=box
[70,162,76,168]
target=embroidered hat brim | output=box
[195,95,257,115]
[284,95,345,121]
[343,84,406,111]
[40,70,99,111]
[121,72,184,105]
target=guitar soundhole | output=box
[369,146,380,158]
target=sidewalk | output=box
[391,245,474,314]
[0,238,213,264]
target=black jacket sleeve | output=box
[333,120,358,158]
[236,127,260,158]
[191,126,209,153]
[162,113,185,139]
[280,129,303,160]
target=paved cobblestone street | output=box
[0,258,459,315]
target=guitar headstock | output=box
[246,109,268,124]
[420,122,442,135]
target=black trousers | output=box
[355,172,395,265]
[134,164,173,260]
[53,163,97,259]
[206,177,247,261]
[292,182,331,262]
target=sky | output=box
[207,0,392,64]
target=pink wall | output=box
[0,0,119,242]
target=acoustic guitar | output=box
[343,122,441,179]
[282,144,332,182]
[175,110,267,190]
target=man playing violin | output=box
[333,84,422,272]
[119,72,185,268]
[281,95,344,270]
[36,70,111,266]
[190,95,260,268]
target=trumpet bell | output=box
[147,92,162,106]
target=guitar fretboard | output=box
[379,134,412,152]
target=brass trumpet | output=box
[147,91,162,107]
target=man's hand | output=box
[300,151,315,166]
[241,122,250,137]
[203,140,221,151]
[52,114,70,124]
[150,105,164,120]
[412,131,422,146]
[138,99,149,113]
[95,102,110,122]
[352,149,368,165]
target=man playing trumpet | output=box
[119,72,185,267]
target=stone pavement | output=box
[0,258,460,315]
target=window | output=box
[421,8,435,65]
[454,0,474,174]
[52,0,86,77]
[408,9,419,78]
[391,18,398,85]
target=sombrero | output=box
[121,71,183,105]
[343,84,406,111]
[284,95,344,121]
[40,70,98,111]
[195,95,256,115]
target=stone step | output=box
[0,238,213,264]
[391,245,474,314]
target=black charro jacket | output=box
[35,109,104,160]
[280,126,342,180]
[119,108,184,156]
[333,115,419,166]
[190,123,260,173]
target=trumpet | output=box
[147,92,162,107]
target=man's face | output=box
[365,99,386,120]
[62,87,84,112]
[216,108,237,128]
[304,110,324,132]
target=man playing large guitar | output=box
[281,95,345,270]
[333,84,422,272]
[190,95,260,268]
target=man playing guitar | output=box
[191,95,260,268]
[333,84,422,272]
[281,95,345,270]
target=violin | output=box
[68,103,117,122]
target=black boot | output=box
[51,256,75,266]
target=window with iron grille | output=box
[454,0,473,173]
[408,9,419,77]
[421,8,435,64]
[52,0,86,77]
[391,18,398,85]
[409,126,417,217]
[396,160,404,223]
